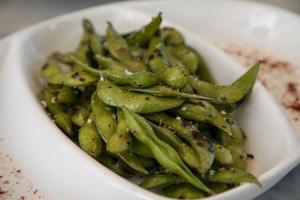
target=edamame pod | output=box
[146,38,189,89]
[97,80,184,114]
[167,45,198,74]
[226,145,247,170]
[71,55,158,88]
[159,66,189,89]
[215,144,233,165]
[161,27,185,46]
[95,54,128,71]
[208,168,261,187]
[195,50,215,83]
[78,121,102,158]
[53,112,73,135]
[41,61,98,86]
[130,140,153,158]
[151,123,200,170]
[52,52,75,65]
[106,22,147,71]
[107,110,132,153]
[56,86,76,103]
[73,21,91,71]
[83,19,103,56]
[118,152,149,175]
[163,184,205,199]
[91,93,148,174]
[130,85,211,100]
[123,108,211,193]
[91,92,116,142]
[41,61,65,85]
[127,13,162,47]
[146,112,215,174]
[189,63,259,104]
[140,174,184,189]
[70,105,89,127]
[99,154,128,177]
[43,88,73,135]
[173,102,233,137]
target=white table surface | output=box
[0,0,300,199]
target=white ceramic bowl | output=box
[0,2,299,200]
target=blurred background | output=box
[0,0,300,38]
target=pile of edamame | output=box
[41,13,261,199]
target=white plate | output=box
[1,0,300,200]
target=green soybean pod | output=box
[90,34,103,56]
[97,80,184,114]
[161,27,185,46]
[173,102,233,137]
[214,144,233,165]
[43,88,73,135]
[130,140,154,158]
[73,28,90,72]
[52,51,75,65]
[163,184,205,199]
[94,54,127,71]
[78,121,102,158]
[91,92,117,142]
[56,86,75,103]
[70,105,89,127]
[41,60,98,87]
[41,61,65,85]
[99,154,128,177]
[207,182,230,194]
[118,152,149,175]
[146,112,214,174]
[167,45,199,74]
[140,174,184,189]
[127,12,162,47]
[195,50,215,83]
[144,36,161,61]
[106,22,147,72]
[130,85,211,100]
[53,112,73,135]
[208,168,261,187]
[218,117,245,146]
[64,71,98,87]
[159,66,189,89]
[150,123,200,170]
[91,93,148,174]
[123,108,211,193]
[107,110,132,153]
[226,145,247,170]
[190,63,259,105]
[71,55,158,88]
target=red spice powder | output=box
[285,99,300,112]
[0,189,7,195]
[283,82,300,112]
[287,82,297,93]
